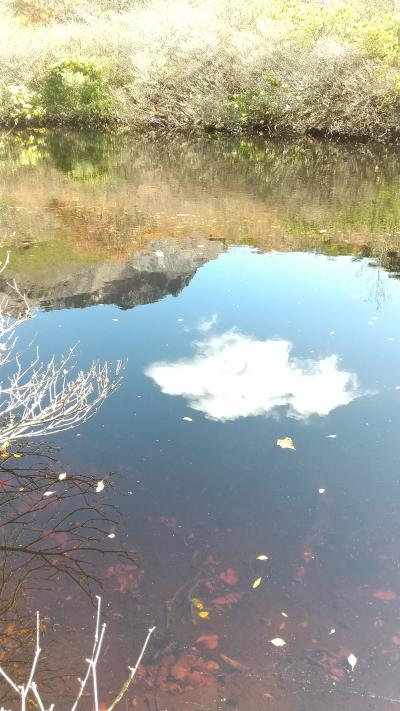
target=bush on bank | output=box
[0,0,399,138]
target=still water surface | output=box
[1,132,400,710]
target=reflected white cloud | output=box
[146,331,360,421]
[197,313,218,333]
[145,331,360,422]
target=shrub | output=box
[0,82,44,126]
[41,60,114,124]
[357,14,400,66]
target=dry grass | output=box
[0,0,399,136]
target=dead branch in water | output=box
[0,596,155,711]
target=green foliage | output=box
[225,77,282,129]
[357,14,400,66]
[227,89,267,127]
[41,61,114,125]
[0,83,44,126]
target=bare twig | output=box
[0,262,124,445]
[0,597,155,711]
[107,624,156,711]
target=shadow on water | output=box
[1,131,400,709]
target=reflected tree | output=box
[0,255,149,708]
[0,253,123,446]
[0,449,140,707]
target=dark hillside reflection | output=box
[0,236,223,312]
[1,132,400,710]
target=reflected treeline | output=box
[0,446,133,706]
[0,129,400,295]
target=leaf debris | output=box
[276,437,295,450]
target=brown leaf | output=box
[219,568,239,586]
[373,590,396,602]
[196,634,219,650]
[212,592,242,607]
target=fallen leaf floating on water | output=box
[107,532,116,539]
[198,611,209,619]
[329,628,336,635]
[58,472,67,480]
[257,555,269,561]
[44,491,56,497]
[13,453,22,458]
[95,480,105,493]
[182,416,193,422]
[192,598,204,611]
[347,653,357,672]
[327,434,337,438]
[281,612,288,618]
[276,437,295,450]
[270,638,286,647]
[373,589,396,602]
[318,488,326,494]
[252,577,262,589]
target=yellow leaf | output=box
[198,611,209,619]
[252,577,262,589]
[0,451,9,457]
[13,453,22,458]
[276,437,295,450]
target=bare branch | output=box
[0,598,155,711]
[0,261,124,445]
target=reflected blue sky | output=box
[16,247,399,491]
[6,245,400,710]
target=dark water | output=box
[1,131,400,710]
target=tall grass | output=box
[0,0,399,137]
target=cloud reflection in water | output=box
[146,331,360,421]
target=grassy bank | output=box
[0,0,400,138]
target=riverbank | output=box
[0,0,399,139]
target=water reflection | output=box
[2,130,400,710]
[146,331,360,421]
[0,449,134,707]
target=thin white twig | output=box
[0,598,155,711]
[106,625,156,711]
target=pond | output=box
[1,131,400,711]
